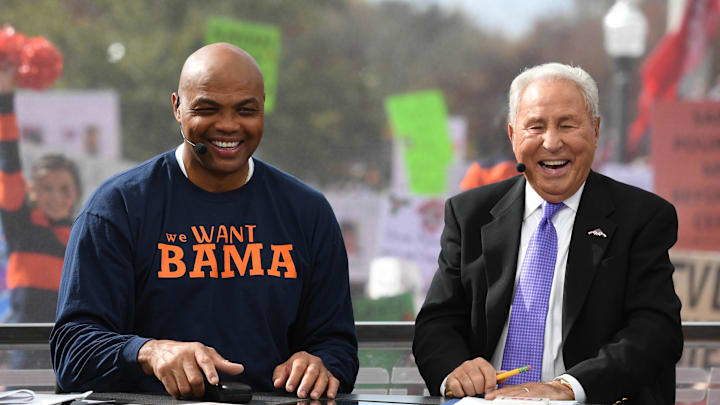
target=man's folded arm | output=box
[52,321,150,391]
[413,199,474,395]
[566,202,683,403]
[289,199,359,393]
[51,210,144,392]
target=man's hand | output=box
[444,357,497,397]
[0,64,15,93]
[273,351,339,400]
[137,339,244,399]
[484,381,574,400]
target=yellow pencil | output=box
[496,365,531,382]
[443,365,532,397]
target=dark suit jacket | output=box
[413,171,683,404]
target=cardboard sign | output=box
[15,90,120,159]
[375,193,445,288]
[651,101,720,251]
[672,250,720,321]
[384,90,453,195]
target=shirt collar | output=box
[523,179,586,220]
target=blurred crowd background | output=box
[0,0,719,330]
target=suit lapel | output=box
[482,177,525,353]
[562,171,617,341]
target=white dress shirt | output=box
[440,181,587,401]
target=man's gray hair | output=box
[507,62,599,127]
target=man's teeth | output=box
[542,160,568,167]
[211,140,240,148]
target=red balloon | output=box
[16,36,63,90]
[0,25,63,90]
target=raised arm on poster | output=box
[0,25,72,370]
[205,18,281,113]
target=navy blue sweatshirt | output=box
[50,151,358,393]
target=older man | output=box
[51,43,358,400]
[413,63,682,404]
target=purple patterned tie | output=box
[501,201,564,385]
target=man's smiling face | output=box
[172,43,265,192]
[508,78,599,203]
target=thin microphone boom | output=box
[180,127,207,155]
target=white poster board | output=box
[15,90,121,159]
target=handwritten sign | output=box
[651,101,720,251]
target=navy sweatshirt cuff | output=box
[121,336,152,380]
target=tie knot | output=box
[542,201,564,221]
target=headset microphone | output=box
[176,95,207,155]
[516,162,526,173]
[180,127,208,155]
[193,142,208,155]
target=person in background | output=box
[50,43,358,399]
[0,65,81,367]
[413,62,682,404]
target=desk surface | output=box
[87,392,444,405]
[86,393,607,405]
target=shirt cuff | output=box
[440,375,449,396]
[121,335,152,379]
[557,373,586,402]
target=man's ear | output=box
[594,116,601,137]
[171,93,181,123]
[592,116,601,148]
[507,123,516,153]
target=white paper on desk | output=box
[31,391,93,405]
[456,396,577,405]
[0,389,36,404]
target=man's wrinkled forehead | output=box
[516,78,591,117]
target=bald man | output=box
[50,43,358,400]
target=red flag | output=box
[627,0,720,156]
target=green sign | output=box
[206,18,282,113]
[385,90,453,195]
[353,292,415,321]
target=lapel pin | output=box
[587,228,607,238]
